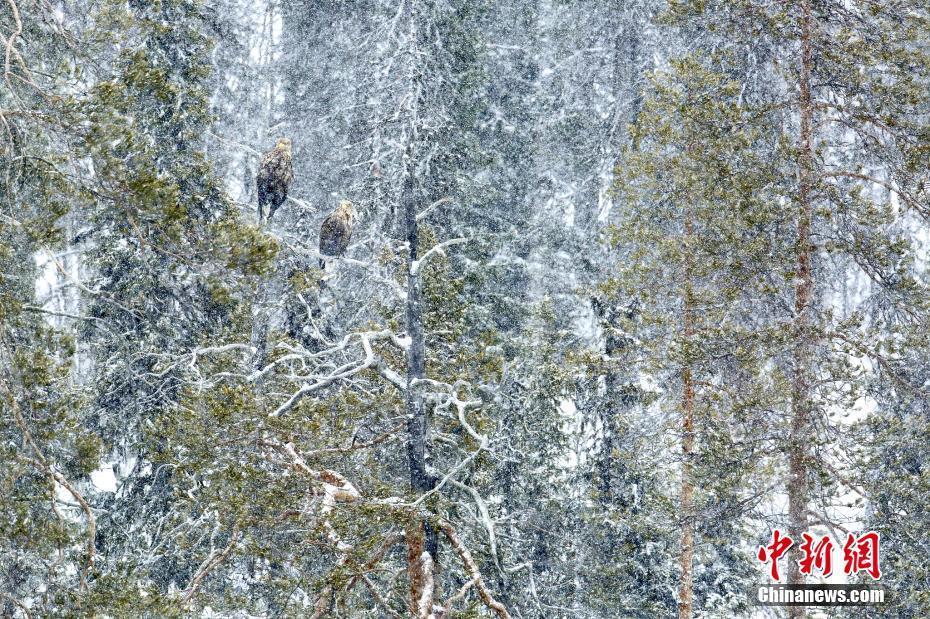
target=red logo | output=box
[843,532,882,580]
[757,529,793,582]
[757,530,881,582]
[799,533,834,577]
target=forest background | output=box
[1,0,928,617]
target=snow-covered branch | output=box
[410,237,468,276]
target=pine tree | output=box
[612,56,783,617]
[4,1,929,616]
[151,0,520,615]
[70,0,273,611]
[0,1,99,612]
[856,339,930,616]
[662,3,930,617]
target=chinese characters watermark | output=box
[757,529,882,582]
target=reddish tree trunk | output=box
[788,3,815,618]
[679,214,696,619]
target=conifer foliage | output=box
[1,0,929,617]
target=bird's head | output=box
[276,137,292,152]
[338,200,355,223]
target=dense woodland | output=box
[1,0,929,617]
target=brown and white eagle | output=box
[256,138,293,223]
[319,200,355,268]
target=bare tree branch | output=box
[438,519,511,619]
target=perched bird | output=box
[318,200,355,269]
[256,138,293,223]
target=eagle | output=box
[319,200,355,268]
[256,137,293,223]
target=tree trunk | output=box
[404,157,436,533]
[403,136,438,618]
[401,4,437,615]
[788,3,814,617]
[678,213,695,619]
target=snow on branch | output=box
[410,237,468,276]
[264,329,406,417]
[3,368,96,593]
[260,439,362,504]
[438,519,511,619]
[181,521,242,605]
[416,196,452,221]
